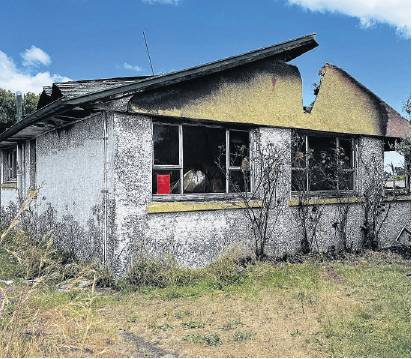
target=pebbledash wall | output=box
[1,111,410,273]
[110,113,410,271]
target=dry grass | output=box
[0,234,410,357]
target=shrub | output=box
[126,256,170,288]
[2,230,63,280]
[207,256,245,289]
[1,229,116,290]
[125,255,204,289]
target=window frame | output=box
[291,131,357,196]
[3,147,17,184]
[152,121,252,201]
[383,139,410,194]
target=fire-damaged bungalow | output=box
[0,34,410,273]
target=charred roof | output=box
[322,64,410,139]
[0,33,318,145]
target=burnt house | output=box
[0,34,410,272]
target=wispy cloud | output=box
[21,45,51,67]
[0,50,70,93]
[123,62,143,72]
[141,0,181,5]
[286,0,410,36]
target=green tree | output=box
[0,89,16,125]
[0,89,40,128]
[23,92,40,117]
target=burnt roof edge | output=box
[323,63,410,138]
[0,34,318,143]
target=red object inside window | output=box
[157,174,171,194]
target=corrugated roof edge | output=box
[0,33,318,143]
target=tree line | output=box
[0,89,40,132]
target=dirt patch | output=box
[119,329,178,357]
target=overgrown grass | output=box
[0,229,410,357]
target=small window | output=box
[3,148,17,183]
[291,132,355,193]
[153,124,179,166]
[152,123,250,196]
[384,140,407,190]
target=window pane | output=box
[230,131,249,167]
[384,151,406,189]
[338,138,353,169]
[339,171,354,190]
[5,149,17,182]
[291,132,306,168]
[153,124,179,165]
[291,169,307,191]
[152,169,181,195]
[308,136,337,191]
[229,170,251,192]
[309,167,337,191]
[183,126,226,193]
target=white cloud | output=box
[141,0,180,5]
[21,45,51,67]
[286,0,411,36]
[0,50,70,94]
[123,62,143,72]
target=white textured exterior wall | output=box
[0,188,18,207]
[35,115,105,225]
[111,114,411,271]
[1,111,408,272]
[30,114,107,260]
[111,113,253,269]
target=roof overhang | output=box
[0,33,318,145]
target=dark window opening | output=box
[152,123,250,196]
[183,126,226,193]
[3,148,17,183]
[229,170,251,192]
[153,124,179,166]
[291,131,355,193]
[230,131,250,167]
[308,135,337,191]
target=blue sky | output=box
[0,0,410,112]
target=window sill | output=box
[152,193,251,202]
[146,199,262,214]
[288,196,362,207]
[1,182,17,189]
[288,194,410,207]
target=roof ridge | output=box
[0,33,319,143]
[66,33,317,104]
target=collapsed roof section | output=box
[308,64,410,139]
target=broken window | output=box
[384,139,408,191]
[291,131,355,193]
[3,147,17,183]
[152,123,250,196]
